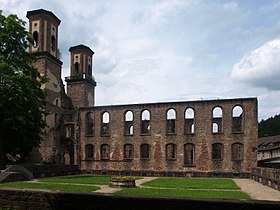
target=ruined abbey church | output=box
[27,9,258,176]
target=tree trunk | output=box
[0,135,5,170]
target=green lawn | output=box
[142,178,240,190]
[116,188,250,200]
[0,176,251,200]
[38,175,110,185]
[0,181,99,192]
[116,177,250,200]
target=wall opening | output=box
[232,142,244,161]
[101,112,110,136]
[184,143,195,166]
[74,62,79,77]
[85,144,94,160]
[232,105,243,132]
[140,144,150,159]
[166,108,176,134]
[185,108,195,134]
[124,110,134,135]
[166,143,176,160]
[124,144,134,160]
[33,31,38,48]
[212,143,223,160]
[141,110,150,135]
[212,107,223,133]
[51,35,56,51]
[85,112,94,136]
[101,144,110,160]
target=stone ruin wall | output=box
[78,98,258,174]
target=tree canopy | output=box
[259,114,280,138]
[0,11,46,167]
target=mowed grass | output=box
[142,178,240,190]
[0,176,251,200]
[39,175,110,185]
[0,181,99,192]
[116,178,250,200]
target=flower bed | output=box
[109,176,136,188]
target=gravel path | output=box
[233,179,280,201]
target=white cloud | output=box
[2,0,280,120]
[231,39,280,90]
[223,1,238,10]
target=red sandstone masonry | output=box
[78,98,258,174]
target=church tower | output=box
[26,9,64,109]
[66,45,96,108]
[26,9,65,163]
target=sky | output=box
[1,0,280,121]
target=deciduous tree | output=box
[0,11,46,169]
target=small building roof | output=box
[258,135,280,151]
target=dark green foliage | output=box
[0,10,46,165]
[259,114,280,137]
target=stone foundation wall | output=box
[251,167,280,191]
[81,169,251,178]
[0,188,279,210]
[23,165,80,178]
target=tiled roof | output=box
[258,135,280,151]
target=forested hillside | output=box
[258,114,280,137]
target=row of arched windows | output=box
[84,142,244,165]
[85,105,244,136]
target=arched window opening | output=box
[74,62,79,77]
[88,64,92,77]
[124,111,134,135]
[166,108,176,134]
[166,143,176,160]
[129,125,134,135]
[85,144,94,160]
[51,35,56,51]
[212,143,223,160]
[124,144,134,160]
[185,108,195,134]
[65,124,74,138]
[232,106,243,132]
[140,144,150,159]
[190,124,195,134]
[212,107,223,133]
[33,31,38,48]
[212,123,219,133]
[141,110,150,134]
[101,112,110,136]
[184,143,195,166]
[101,144,110,160]
[232,143,244,161]
[85,112,94,136]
